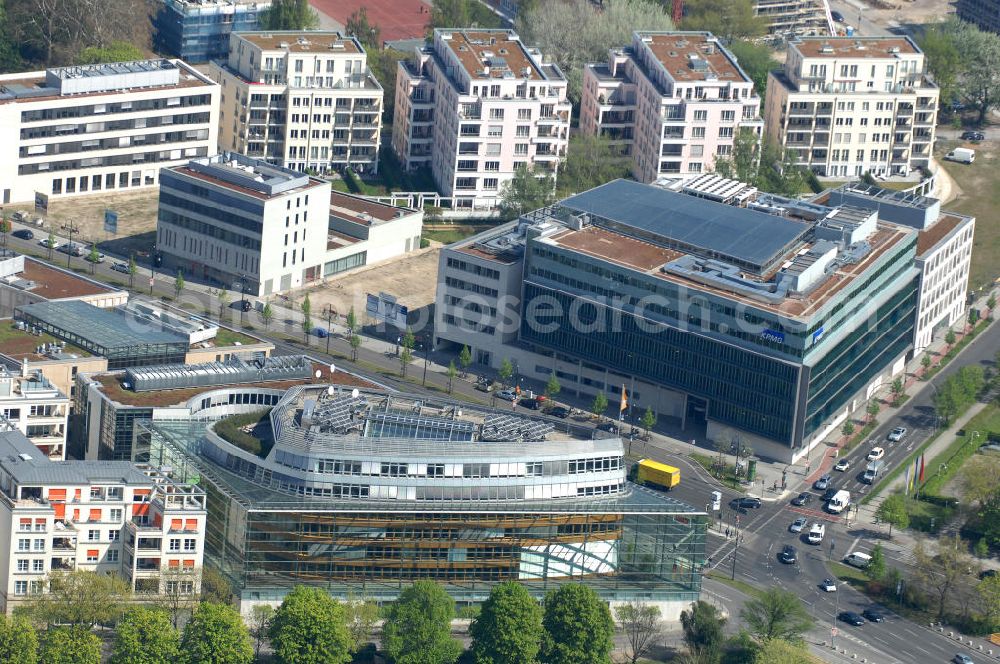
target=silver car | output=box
[789,517,807,533]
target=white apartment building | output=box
[0,427,206,613]
[157,152,422,296]
[393,29,571,209]
[0,59,219,205]
[211,31,382,175]
[764,36,939,178]
[581,32,762,184]
[0,365,69,461]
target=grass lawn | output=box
[214,327,261,347]
[690,453,743,490]
[903,496,955,534]
[917,403,1000,498]
[938,139,1000,291]
[705,572,763,599]
[423,228,479,244]
[829,561,869,589]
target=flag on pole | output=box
[904,465,911,495]
[919,454,925,483]
[913,457,920,490]
[619,384,628,421]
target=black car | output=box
[549,406,569,419]
[240,299,252,312]
[822,487,839,502]
[736,497,762,509]
[831,9,844,22]
[519,398,541,410]
[838,611,865,626]
[779,545,797,564]
[979,569,997,580]
[12,229,34,240]
[961,131,985,141]
[791,492,811,506]
[862,608,884,623]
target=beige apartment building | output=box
[764,36,939,179]
[393,29,571,210]
[581,31,762,183]
[0,59,219,205]
[211,31,382,175]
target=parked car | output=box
[813,474,831,490]
[549,406,569,419]
[240,299,252,312]
[39,237,57,249]
[519,398,541,410]
[497,389,516,402]
[789,517,808,533]
[960,131,985,141]
[12,229,33,240]
[862,608,884,623]
[596,421,619,433]
[475,377,494,392]
[820,578,837,592]
[834,458,851,471]
[979,569,997,580]
[831,9,845,22]
[110,261,130,274]
[867,447,885,461]
[779,545,798,564]
[888,426,907,442]
[313,327,328,338]
[733,497,762,509]
[838,611,865,626]
[57,242,85,257]
[84,247,105,263]
[822,487,839,502]
[791,492,811,506]
[807,523,826,544]
[953,654,975,664]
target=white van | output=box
[945,147,975,164]
[844,551,872,569]
[807,523,825,544]
[827,489,851,514]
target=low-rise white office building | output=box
[157,153,422,296]
[0,427,206,613]
[0,59,219,205]
[581,31,762,183]
[393,29,571,209]
[211,31,382,175]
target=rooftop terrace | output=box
[639,32,749,84]
[236,31,362,54]
[442,29,544,81]
[18,258,119,300]
[791,36,920,59]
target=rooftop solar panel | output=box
[559,180,811,273]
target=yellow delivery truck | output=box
[637,459,680,490]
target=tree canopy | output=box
[681,0,768,41]
[382,581,462,664]
[752,638,820,664]
[557,134,632,196]
[714,129,807,197]
[24,570,130,628]
[680,600,725,663]
[516,0,673,103]
[259,0,319,31]
[933,365,986,425]
[39,625,101,664]
[470,581,543,664]
[617,600,663,664]
[919,17,1000,123]
[875,494,909,536]
[540,584,614,664]
[268,586,352,664]
[111,607,180,664]
[0,614,37,664]
[739,588,814,643]
[76,40,143,65]
[727,40,779,98]
[498,166,555,220]
[430,0,503,32]
[181,602,254,664]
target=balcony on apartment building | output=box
[411,109,435,124]
[599,109,635,126]
[50,557,75,572]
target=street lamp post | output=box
[421,343,429,387]
[239,275,247,326]
[64,221,79,268]
[325,306,333,355]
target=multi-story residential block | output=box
[0,426,206,613]
[753,0,833,36]
[0,367,69,461]
[211,31,382,175]
[435,179,920,462]
[957,0,1000,35]
[764,37,939,179]
[157,152,422,296]
[581,32,762,183]
[823,183,975,354]
[154,0,271,63]
[393,29,571,209]
[0,59,219,205]
[139,384,706,616]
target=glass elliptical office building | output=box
[135,384,706,615]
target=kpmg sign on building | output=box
[761,329,785,344]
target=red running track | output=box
[310,0,431,43]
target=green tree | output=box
[24,569,130,628]
[499,165,555,221]
[875,494,909,536]
[261,301,274,331]
[400,345,413,377]
[199,567,233,606]
[945,329,957,350]
[752,638,813,664]
[382,581,462,664]
[739,588,814,643]
[345,306,358,337]
[259,0,318,30]
[76,40,143,64]
[641,407,656,438]
[174,270,184,300]
[962,456,1000,508]
[447,360,457,394]
[0,215,9,248]
[430,0,503,32]
[85,246,98,273]
[540,584,614,664]
[349,333,362,361]
[977,573,1000,624]
[46,230,55,259]
[617,600,664,664]
[557,134,631,196]
[0,614,37,664]
[841,420,855,439]
[679,601,725,664]
[344,7,379,50]
[914,535,975,621]
[459,345,473,375]
[866,399,880,423]
[498,358,514,387]
[111,607,180,664]
[248,604,274,662]
[591,392,608,420]
[516,0,674,103]
[217,288,230,320]
[128,253,137,289]
[0,2,21,73]
[727,40,779,97]
[40,625,100,664]
[713,127,759,184]
[544,374,561,401]
[987,293,997,318]
[368,48,409,123]
[975,537,990,559]
[301,293,312,338]
[402,326,415,351]
[918,18,963,106]
[921,353,933,374]
[343,595,378,654]
[951,20,1000,124]
[890,376,905,405]
[269,586,352,664]
[469,581,543,664]
[866,543,887,582]
[681,0,767,40]
[181,602,253,664]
